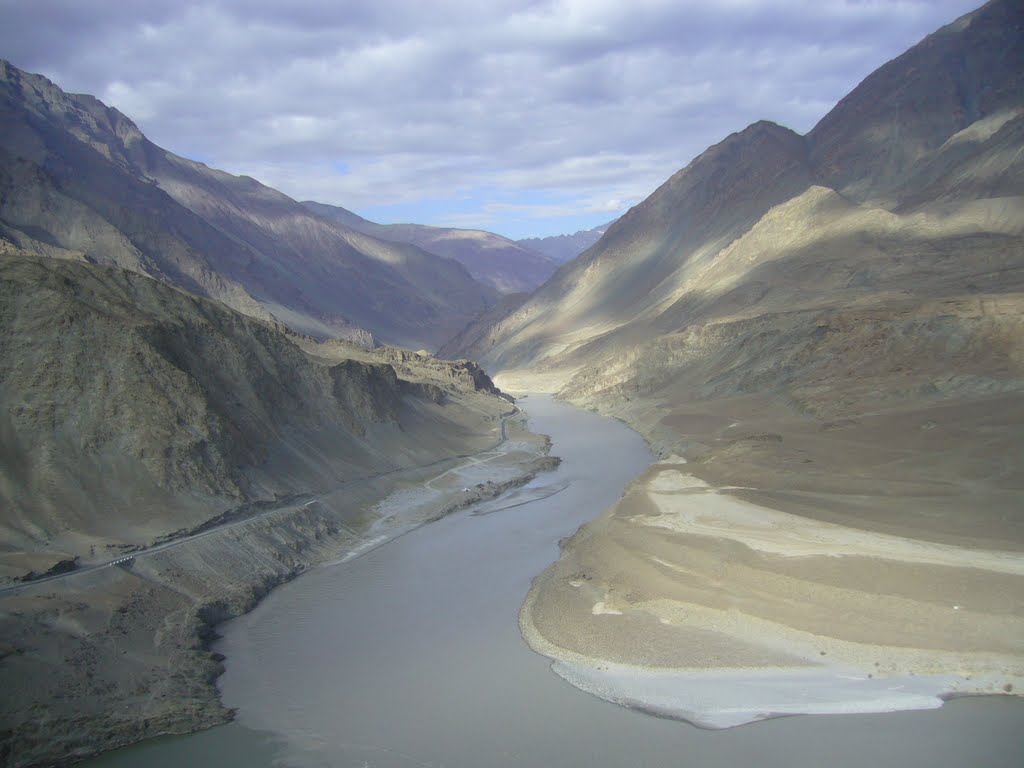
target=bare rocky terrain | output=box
[448,0,1024,717]
[0,61,495,350]
[0,252,554,767]
[302,200,560,295]
[2,0,1022,761]
[518,221,613,265]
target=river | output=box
[87,395,1024,767]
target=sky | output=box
[0,0,984,240]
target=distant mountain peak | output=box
[302,200,558,295]
[516,221,615,265]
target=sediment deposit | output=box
[519,450,1023,726]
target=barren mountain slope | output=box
[461,0,1024,402]
[455,119,814,371]
[807,0,1024,204]
[0,63,277,326]
[0,254,506,576]
[446,0,1024,717]
[140,157,496,347]
[0,253,548,767]
[0,61,495,349]
[437,291,530,362]
[303,200,558,294]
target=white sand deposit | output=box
[520,457,1024,727]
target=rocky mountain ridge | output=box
[302,200,560,295]
[0,253,507,577]
[0,60,495,350]
[517,221,613,264]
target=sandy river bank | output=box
[519,452,1024,727]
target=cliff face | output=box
[0,253,540,768]
[0,254,508,578]
[0,60,495,350]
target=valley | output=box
[452,0,1024,724]
[1,0,1023,765]
[0,252,555,766]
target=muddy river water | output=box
[88,395,1023,767]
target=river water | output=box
[89,395,1023,767]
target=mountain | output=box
[806,0,1024,205]
[453,119,817,368]
[0,252,549,766]
[517,221,614,264]
[0,252,507,577]
[461,0,1024,399]
[438,291,532,362]
[0,61,495,350]
[303,200,560,294]
[452,0,1024,709]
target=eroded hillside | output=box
[448,0,1024,721]
[0,60,495,349]
[0,254,555,767]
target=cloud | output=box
[0,0,984,237]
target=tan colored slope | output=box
[0,254,504,580]
[465,1,1024,377]
[504,1,1024,723]
[510,187,1024,725]
[492,185,1024,400]
[457,120,814,374]
[515,297,1024,722]
[522,456,1024,699]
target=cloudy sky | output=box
[1,0,982,239]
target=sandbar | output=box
[520,456,1024,727]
